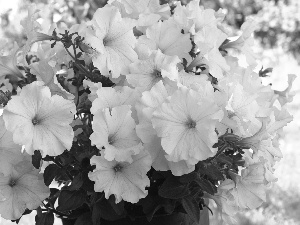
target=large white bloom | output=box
[0,160,49,220]
[152,87,223,164]
[136,19,192,60]
[3,81,76,156]
[126,49,180,92]
[84,5,138,78]
[90,105,142,163]
[230,163,266,210]
[136,81,194,176]
[88,150,152,203]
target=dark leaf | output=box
[139,195,176,222]
[158,176,190,199]
[57,190,86,212]
[108,196,124,216]
[32,150,42,169]
[76,52,83,58]
[74,212,93,225]
[181,196,200,223]
[43,155,55,162]
[194,177,217,195]
[81,171,95,192]
[179,172,198,183]
[44,164,60,186]
[67,173,83,191]
[93,198,125,222]
[216,153,233,165]
[50,41,56,48]
[35,212,54,225]
[47,188,60,206]
[92,203,101,225]
[198,163,224,181]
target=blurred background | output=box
[0,0,299,224]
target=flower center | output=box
[113,164,123,173]
[152,69,162,79]
[186,119,196,129]
[32,116,39,125]
[108,135,115,145]
[103,36,110,46]
[9,179,17,187]
[227,110,235,119]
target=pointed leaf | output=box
[44,164,60,186]
[67,173,83,191]
[158,176,190,199]
[74,212,93,225]
[32,150,42,169]
[216,153,233,165]
[35,212,54,225]
[194,177,217,195]
[57,190,86,212]
[198,163,224,181]
[181,196,200,223]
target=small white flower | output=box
[84,5,138,78]
[88,150,152,203]
[90,105,142,163]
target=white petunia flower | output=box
[90,105,142,163]
[222,18,259,66]
[193,26,229,79]
[126,49,180,92]
[152,86,223,165]
[3,81,76,156]
[136,81,194,176]
[230,163,266,210]
[90,86,140,115]
[0,159,49,220]
[88,149,152,203]
[186,0,218,33]
[84,5,138,78]
[0,43,23,80]
[136,19,192,60]
[30,57,74,100]
[0,116,23,176]
[109,0,170,31]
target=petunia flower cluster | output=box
[0,0,296,224]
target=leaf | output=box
[35,212,54,225]
[44,164,60,186]
[198,163,224,181]
[74,212,93,225]
[194,177,217,195]
[215,153,233,165]
[158,176,190,199]
[47,188,60,206]
[93,198,125,222]
[181,196,200,223]
[57,190,86,212]
[108,196,124,216]
[76,52,83,59]
[81,171,95,192]
[179,172,198,183]
[67,173,83,191]
[92,204,101,225]
[138,195,176,222]
[32,150,42,169]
